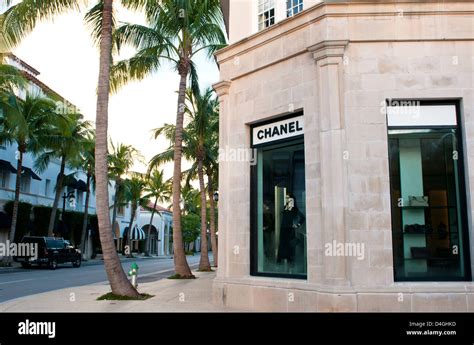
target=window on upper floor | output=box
[0,169,9,188]
[287,0,303,17]
[20,174,31,193]
[258,0,275,31]
[45,179,51,196]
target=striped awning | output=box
[130,226,146,240]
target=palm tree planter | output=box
[111,0,226,278]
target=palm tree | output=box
[108,142,140,233]
[34,113,93,236]
[183,87,219,271]
[123,174,149,257]
[205,152,219,267]
[111,0,226,278]
[149,91,218,269]
[0,93,58,248]
[68,132,96,259]
[2,0,139,297]
[94,0,139,297]
[143,169,171,256]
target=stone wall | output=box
[213,0,474,311]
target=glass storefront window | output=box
[251,138,307,278]
[388,102,471,281]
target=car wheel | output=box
[21,262,30,268]
[72,258,81,268]
[49,259,58,270]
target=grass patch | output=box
[167,273,196,279]
[196,268,214,272]
[97,292,154,301]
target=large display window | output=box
[387,101,471,281]
[250,114,307,278]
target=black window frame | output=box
[250,112,307,279]
[386,99,472,282]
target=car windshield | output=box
[45,239,64,249]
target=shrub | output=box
[3,201,33,241]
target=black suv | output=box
[14,236,82,270]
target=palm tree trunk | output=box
[111,181,119,232]
[94,0,139,297]
[48,156,66,236]
[80,173,91,259]
[207,173,218,267]
[198,158,211,271]
[145,198,158,256]
[127,207,135,257]
[8,150,23,246]
[171,69,193,278]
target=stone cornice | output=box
[308,40,349,63]
[213,80,232,98]
[215,1,474,64]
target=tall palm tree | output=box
[183,87,218,271]
[123,174,149,257]
[94,0,139,297]
[0,93,58,248]
[111,0,226,278]
[68,132,96,259]
[143,169,171,256]
[2,0,139,297]
[207,167,218,266]
[108,142,140,233]
[34,113,93,236]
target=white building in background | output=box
[0,54,174,258]
[113,202,173,256]
[0,54,103,216]
[0,54,111,260]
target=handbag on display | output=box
[408,195,429,207]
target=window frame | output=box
[258,0,275,31]
[0,169,9,189]
[386,99,472,282]
[20,174,31,193]
[250,112,307,279]
[287,0,303,17]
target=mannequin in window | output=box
[277,193,305,266]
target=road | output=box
[0,255,201,303]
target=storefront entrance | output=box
[251,114,307,278]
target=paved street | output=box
[0,255,201,303]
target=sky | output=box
[10,3,220,177]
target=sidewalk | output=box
[0,270,238,312]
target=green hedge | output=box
[3,201,33,242]
[32,205,57,237]
[6,203,98,247]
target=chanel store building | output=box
[213,0,474,311]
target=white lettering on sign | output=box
[252,116,304,145]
